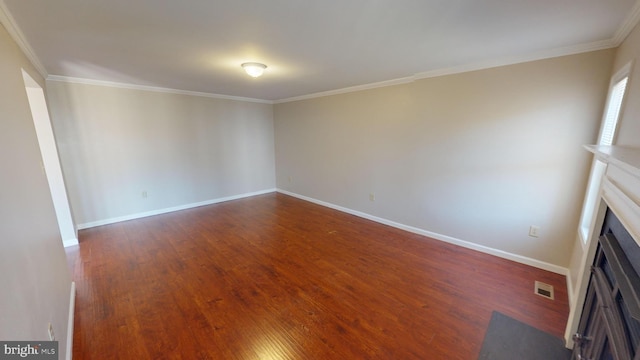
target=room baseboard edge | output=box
[66,281,75,360]
[63,238,79,248]
[277,189,569,276]
[566,269,574,305]
[76,189,277,230]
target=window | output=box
[599,76,628,146]
[578,63,631,244]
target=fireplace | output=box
[572,209,640,359]
[567,146,640,360]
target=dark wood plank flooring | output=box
[66,192,569,359]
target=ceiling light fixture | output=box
[241,62,267,78]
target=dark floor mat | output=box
[478,311,572,360]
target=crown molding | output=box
[273,76,415,104]
[275,39,616,104]
[46,75,273,104]
[613,0,640,45]
[414,39,615,80]
[0,0,48,78]
[42,37,618,106]
[3,0,635,105]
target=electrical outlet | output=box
[288,176,292,183]
[369,193,375,202]
[48,323,55,341]
[142,191,148,198]
[529,225,540,238]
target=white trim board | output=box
[277,189,569,276]
[47,38,616,107]
[63,238,79,248]
[566,269,575,306]
[46,75,273,104]
[412,40,614,81]
[274,40,616,104]
[0,1,48,78]
[3,0,639,105]
[613,0,640,45]
[273,76,415,104]
[76,189,276,230]
[66,281,75,360]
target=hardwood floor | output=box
[66,192,569,359]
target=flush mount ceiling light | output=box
[241,62,267,78]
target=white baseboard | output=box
[564,270,575,348]
[277,189,569,276]
[66,281,75,360]
[566,269,574,305]
[76,189,277,230]
[74,186,569,275]
[63,238,79,248]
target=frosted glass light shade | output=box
[241,62,267,78]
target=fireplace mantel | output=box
[585,145,640,247]
[564,145,640,357]
[565,145,640,348]
[585,145,640,178]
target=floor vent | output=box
[534,281,554,300]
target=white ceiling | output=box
[2,0,639,102]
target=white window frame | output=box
[578,61,633,246]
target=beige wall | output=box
[46,82,276,226]
[0,24,73,358]
[275,50,614,268]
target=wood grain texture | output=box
[66,192,569,359]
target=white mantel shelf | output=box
[584,144,640,249]
[585,145,640,179]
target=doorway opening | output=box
[22,69,77,247]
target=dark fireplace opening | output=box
[573,209,640,360]
[602,210,640,279]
